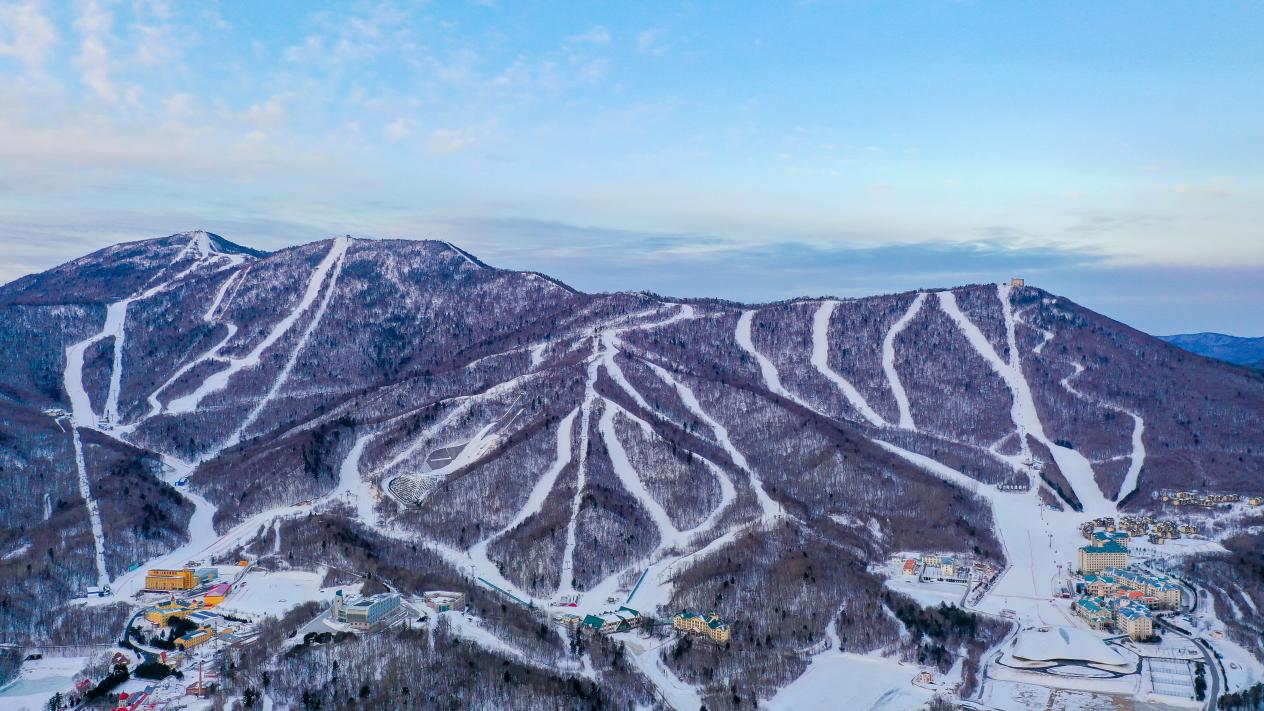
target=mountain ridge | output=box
[1,230,1261,709]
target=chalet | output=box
[902,559,917,575]
[582,607,643,634]
[673,610,732,644]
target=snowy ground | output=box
[0,656,90,710]
[218,569,347,620]
[768,652,933,711]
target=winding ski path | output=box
[811,300,886,427]
[167,236,351,416]
[881,292,926,430]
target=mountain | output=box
[1,232,1261,710]
[1160,332,1264,371]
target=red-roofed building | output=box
[204,582,232,606]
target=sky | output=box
[1,1,1261,334]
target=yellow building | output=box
[175,627,215,650]
[1077,542,1128,573]
[145,600,197,625]
[673,611,731,644]
[145,569,196,591]
[1116,606,1153,640]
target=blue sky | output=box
[1,1,1261,333]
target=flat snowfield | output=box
[220,570,338,618]
[0,655,89,710]
[768,653,932,710]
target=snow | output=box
[167,236,350,416]
[375,370,543,475]
[224,239,349,449]
[1012,627,1128,666]
[618,636,704,711]
[769,651,932,711]
[71,426,110,588]
[0,655,89,710]
[493,408,578,535]
[559,352,600,598]
[811,300,886,427]
[219,570,337,619]
[1059,363,1147,502]
[529,342,548,369]
[735,309,798,403]
[643,360,781,518]
[937,287,1111,515]
[597,409,669,539]
[881,292,925,430]
[327,434,377,526]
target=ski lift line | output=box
[626,567,650,604]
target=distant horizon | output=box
[5,229,1258,339]
[2,2,1260,334]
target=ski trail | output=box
[466,409,579,593]
[204,268,242,321]
[1060,363,1147,501]
[736,309,799,402]
[643,361,781,517]
[138,269,247,423]
[601,331,654,412]
[167,236,350,414]
[496,408,579,535]
[559,347,600,597]
[71,427,110,588]
[606,400,735,539]
[328,434,378,527]
[1016,305,1055,355]
[811,300,886,427]
[529,343,548,369]
[102,235,220,424]
[224,243,349,449]
[881,293,925,430]
[374,371,544,475]
[601,302,696,411]
[938,286,1112,514]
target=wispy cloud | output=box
[0,0,58,71]
[568,25,610,46]
[74,0,116,102]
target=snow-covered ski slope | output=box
[937,286,1112,514]
[811,300,886,426]
[166,236,350,417]
[40,230,1192,710]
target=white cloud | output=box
[635,28,669,55]
[429,126,479,153]
[0,0,57,70]
[384,117,412,141]
[75,0,116,102]
[241,95,286,127]
[162,92,196,118]
[568,25,610,46]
